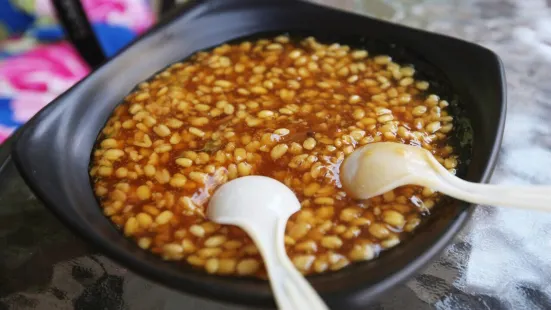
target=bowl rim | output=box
[11,0,507,308]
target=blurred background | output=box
[0,0,156,143]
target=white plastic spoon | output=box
[208,176,329,310]
[341,142,551,211]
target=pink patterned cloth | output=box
[0,43,91,143]
[0,125,12,142]
[0,43,90,93]
[36,0,154,33]
[0,0,154,144]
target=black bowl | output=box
[11,0,506,308]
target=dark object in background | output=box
[51,0,176,68]
[51,0,106,68]
[12,0,506,308]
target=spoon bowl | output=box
[341,142,443,200]
[208,175,300,227]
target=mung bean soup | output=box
[90,35,460,277]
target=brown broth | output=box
[90,35,459,277]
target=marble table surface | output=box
[2,0,551,309]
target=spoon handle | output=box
[266,256,328,310]
[243,220,329,310]
[435,173,551,212]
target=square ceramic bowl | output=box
[11,0,506,308]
